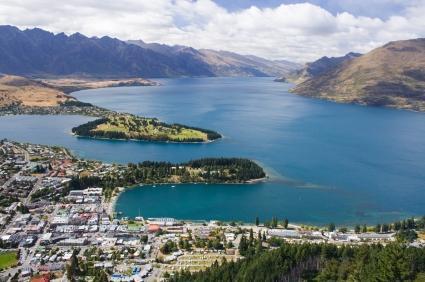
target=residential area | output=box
[0,140,424,281]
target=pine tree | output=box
[283,218,289,229]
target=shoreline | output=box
[72,132,221,144]
[106,191,120,218]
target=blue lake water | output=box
[1,77,424,225]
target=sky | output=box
[0,0,424,62]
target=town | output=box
[0,140,424,281]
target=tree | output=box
[249,229,254,245]
[255,216,259,226]
[238,235,248,256]
[382,224,389,233]
[339,227,348,233]
[354,224,361,234]
[283,218,289,229]
[362,224,367,233]
[328,223,335,232]
[66,251,80,281]
[271,217,278,228]
[93,269,109,282]
[394,221,401,231]
[396,230,418,243]
[140,235,148,244]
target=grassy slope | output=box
[77,114,217,142]
[0,75,71,107]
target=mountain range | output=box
[128,40,301,77]
[292,38,425,111]
[0,25,301,78]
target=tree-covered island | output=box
[72,114,222,143]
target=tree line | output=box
[68,158,266,199]
[170,242,425,282]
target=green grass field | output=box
[95,115,209,142]
[0,251,18,270]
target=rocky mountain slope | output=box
[128,40,301,77]
[294,52,361,83]
[0,25,300,78]
[292,39,425,111]
[275,52,361,83]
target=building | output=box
[268,229,302,239]
[148,224,161,233]
[148,217,178,226]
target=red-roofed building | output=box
[31,274,50,282]
[148,224,161,233]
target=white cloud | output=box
[0,0,424,62]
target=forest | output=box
[170,242,425,282]
[68,158,266,199]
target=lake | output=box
[1,77,424,225]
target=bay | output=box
[1,77,424,225]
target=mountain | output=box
[0,25,300,78]
[276,52,361,83]
[0,25,213,77]
[292,38,425,111]
[128,40,301,77]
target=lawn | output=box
[95,115,208,141]
[0,251,18,270]
[127,223,143,232]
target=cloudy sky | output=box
[0,0,424,62]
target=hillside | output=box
[292,39,425,111]
[291,52,361,83]
[0,74,157,109]
[128,40,301,77]
[0,25,300,78]
[39,77,157,94]
[0,75,72,107]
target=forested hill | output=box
[0,25,300,78]
[171,242,425,282]
[71,114,222,143]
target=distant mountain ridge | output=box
[0,25,301,78]
[292,38,425,111]
[128,40,301,77]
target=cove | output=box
[1,77,424,225]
